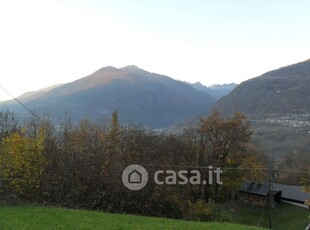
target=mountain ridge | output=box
[214,59,310,117]
[1,66,216,128]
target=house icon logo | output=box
[128,170,142,183]
[122,164,148,190]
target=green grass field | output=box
[0,203,309,229]
[0,205,264,230]
[230,202,310,230]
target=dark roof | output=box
[240,181,310,204]
[239,181,270,196]
[272,183,310,204]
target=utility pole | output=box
[268,159,272,229]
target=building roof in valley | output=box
[272,183,310,204]
[240,181,310,204]
[239,181,271,196]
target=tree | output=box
[194,111,260,200]
[0,130,46,200]
[0,110,18,139]
[198,111,252,166]
[104,111,121,175]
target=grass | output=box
[0,202,308,229]
[230,202,310,230]
[0,204,264,230]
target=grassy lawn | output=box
[0,204,264,230]
[0,203,308,229]
[230,202,310,230]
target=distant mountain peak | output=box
[94,65,144,75]
[209,83,238,89]
[121,65,141,70]
[192,82,204,87]
[95,66,118,73]
[188,82,237,100]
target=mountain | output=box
[1,66,215,128]
[214,59,310,157]
[17,84,64,102]
[215,59,310,117]
[189,82,237,100]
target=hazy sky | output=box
[1,0,310,101]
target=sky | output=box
[1,0,310,101]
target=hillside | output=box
[214,59,310,156]
[0,66,215,128]
[17,84,64,102]
[215,59,310,117]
